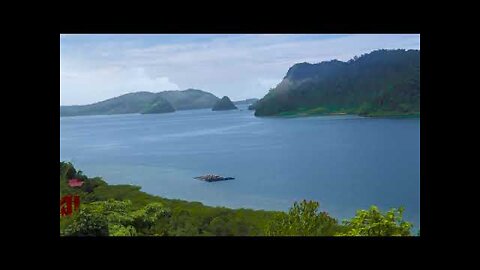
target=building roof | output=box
[68,179,84,187]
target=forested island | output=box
[212,96,237,111]
[60,162,414,236]
[252,49,420,117]
[140,96,175,114]
[60,89,219,117]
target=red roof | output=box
[68,179,84,187]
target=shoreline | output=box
[255,112,420,119]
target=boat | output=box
[194,174,235,182]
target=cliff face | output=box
[212,96,238,111]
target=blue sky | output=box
[60,34,420,105]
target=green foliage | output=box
[141,97,175,114]
[277,106,329,117]
[60,89,219,117]
[265,200,341,236]
[64,205,109,236]
[85,182,276,236]
[131,202,171,234]
[109,224,137,236]
[62,199,171,236]
[60,161,77,180]
[336,206,412,236]
[60,162,415,237]
[254,49,420,117]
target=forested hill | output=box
[60,89,220,117]
[253,49,420,117]
[212,96,238,111]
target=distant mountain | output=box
[157,89,219,110]
[253,49,420,117]
[60,89,219,117]
[233,98,259,105]
[140,97,175,114]
[212,96,237,111]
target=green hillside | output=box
[60,89,219,117]
[254,49,420,117]
[141,97,175,114]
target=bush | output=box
[132,202,171,234]
[64,206,109,236]
[336,206,412,236]
[62,199,171,236]
[265,200,340,236]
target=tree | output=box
[60,162,77,180]
[108,224,137,236]
[64,205,109,236]
[207,216,230,236]
[132,202,171,234]
[253,49,420,117]
[265,200,339,236]
[336,206,412,236]
[62,200,171,236]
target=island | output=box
[212,96,238,111]
[60,89,220,117]
[253,49,420,117]
[140,97,175,114]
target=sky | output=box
[60,34,420,105]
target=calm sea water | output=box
[60,105,420,230]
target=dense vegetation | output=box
[60,162,415,236]
[140,96,175,114]
[336,206,412,236]
[60,162,277,236]
[212,96,237,111]
[265,200,344,236]
[60,89,219,117]
[253,49,420,117]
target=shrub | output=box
[265,200,340,236]
[336,206,412,236]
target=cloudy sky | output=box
[60,34,420,105]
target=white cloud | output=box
[60,34,420,105]
[60,65,179,105]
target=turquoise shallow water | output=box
[60,105,420,231]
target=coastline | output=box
[60,162,419,236]
[255,111,420,119]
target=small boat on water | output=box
[194,174,235,182]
